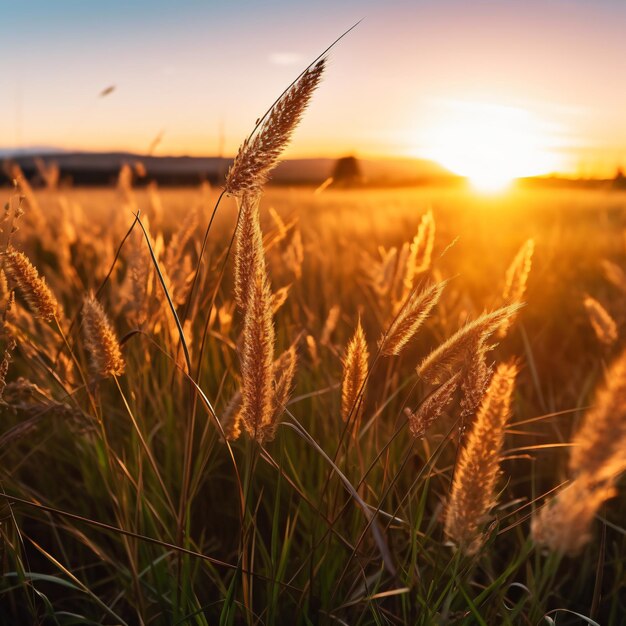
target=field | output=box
[0,176,625,625]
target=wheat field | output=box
[1,67,626,625]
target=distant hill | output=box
[0,150,458,187]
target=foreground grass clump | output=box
[0,55,625,626]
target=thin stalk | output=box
[114,376,177,517]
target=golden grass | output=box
[3,247,59,321]
[444,361,518,554]
[341,320,369,431]
[81,294,125,378]
[1,54,626,622]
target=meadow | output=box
[1,67,626,624]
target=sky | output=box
[2,0,626,177]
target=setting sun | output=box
[4,1,626,622]
[421,101,565,191]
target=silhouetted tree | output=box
[613,167,626,189]
[331,155,362,187]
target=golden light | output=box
[421,101,563,192]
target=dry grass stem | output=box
[267,345,298,440]
[320,304,341,346]
[532,345,626,554]
[503,239,534,303]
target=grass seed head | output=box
[418,303,521,385]
[3,247,59,321]
[225,59,326,195]
[341,321,369,432]
[82,294,125,378]
[583,295,617,346]
[444,361,518,554]
[380,280,446,356]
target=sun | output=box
[420,101,563,192]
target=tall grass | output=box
[0,50,624,626]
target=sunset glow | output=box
[420,101,564,191]
[2,0,626,177]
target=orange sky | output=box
[2,0,626,177]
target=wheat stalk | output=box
[444,361,518,554]
[225,59,326,195]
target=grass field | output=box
[0,177,625,624]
